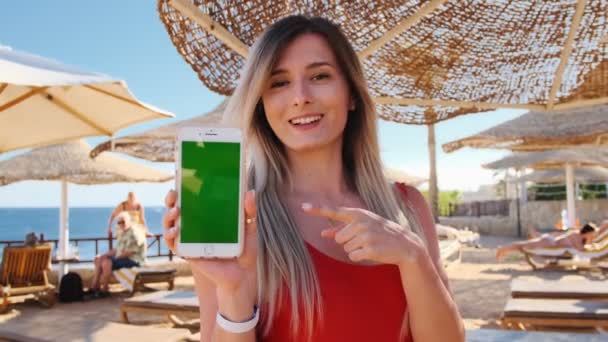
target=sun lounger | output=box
[112,266,176,296]
[437,224,480,246]
[520,229,608,270]
[466,328,605,341]
[0,243,56,313]
[511,279,608,300]
[501,298,608,331]
[439,238,462,266]
[457,231,481,246]
[0,321,190,342]
[120,290,199,324]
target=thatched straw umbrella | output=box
[157,0,607,220]
[442,104,608,228]
[443,104,608,153]
[0,46,174,154]
[511,167,608,184]
[0,140,173,273]
[90,99,226,161]
[484,147,608,227]
[483,148,608,170]
[158,0,607,121]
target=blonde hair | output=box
[223,15,426,340]
[116,211,131,227]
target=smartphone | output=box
[176,126,245,258]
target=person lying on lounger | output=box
[496,222,608,261]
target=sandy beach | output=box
[1,234,607,340]
[450,236,608,331]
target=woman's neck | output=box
[286,143,352,202]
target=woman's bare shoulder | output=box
[400,184,427,205]
[396,183,436,240]
[397,184,432,219]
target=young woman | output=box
[163,15,463,342]
[497,222,607,261]
[107,192,151,238]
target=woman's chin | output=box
[284,137,341,154]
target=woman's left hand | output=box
[302,203,427,266]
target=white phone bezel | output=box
[176,126,245,258]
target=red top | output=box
[262,243,412,342]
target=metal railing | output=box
[446,199,511,217]
[0,233,173,263]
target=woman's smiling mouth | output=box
[289,114,324,129]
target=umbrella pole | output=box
[565,164,576,228]
[520,170,528,205]
[515,169,522,237]
[427,124,439,222]
[59,179,69,275]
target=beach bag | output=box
[59,272,84,302]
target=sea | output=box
[0,207,169,261]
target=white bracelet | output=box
[216,306,259,334]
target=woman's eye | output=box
[312,73,330,81]
[270,80,288,88]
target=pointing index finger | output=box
[301,202,357,224]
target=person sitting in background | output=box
[23,232,53,270]
[90,212,146,297]
[24,232,39,247]
[107,191,152,238]
[496,222,608,261]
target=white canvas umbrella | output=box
[0,140,173,274]
[0,45,174,153]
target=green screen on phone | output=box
[180,141,240,243]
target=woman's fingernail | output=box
[301,202,313,210]
[323,229,336,237]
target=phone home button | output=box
[203,246,214,256]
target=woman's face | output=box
[261,33,352,153]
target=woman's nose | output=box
[291,78,312,107]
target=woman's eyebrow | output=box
[307,61,333,69]
[270,61,334,76]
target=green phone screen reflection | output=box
[180,141,240,243]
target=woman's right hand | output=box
[162,189,259,293]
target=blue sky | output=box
[0,2,523,207]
